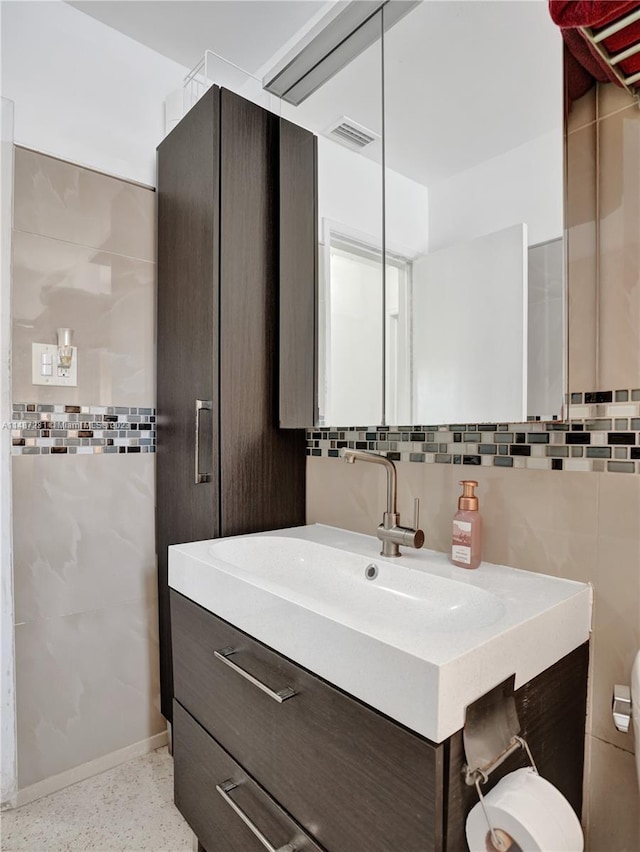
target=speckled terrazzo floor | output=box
[0,747,195,852]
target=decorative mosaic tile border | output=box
[9,403,156,455]
[306,390,640,474]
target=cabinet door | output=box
[156,87,221,719]
[218,89,306,538]
[279,117,317,428]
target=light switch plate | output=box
[32,343,78,387]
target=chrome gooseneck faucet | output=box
[340,448,425,558]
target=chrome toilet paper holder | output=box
[464,733,538,786]
[462,676,539,851]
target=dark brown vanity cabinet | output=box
[156,87,315,720]
[171,591,441,852]
[171,591,589,852]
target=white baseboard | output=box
[11,728,169,809]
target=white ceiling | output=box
[69,0,328,74]
[383,1,562,186]
[70,0,562,187]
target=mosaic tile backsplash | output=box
[10,403,156,455]
[10,391,640,472]
[307,390,640,474]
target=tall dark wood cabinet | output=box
[156,86,313,720]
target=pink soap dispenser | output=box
[451,480,483,569]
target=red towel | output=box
[549,1,638,28]
[549,1,640,103]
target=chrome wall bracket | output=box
[612,684,632,733]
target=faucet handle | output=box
[413,497,420,531]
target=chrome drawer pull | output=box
[213,647,296,703]
[216,780,299,852]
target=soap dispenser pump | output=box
[451,480,483,569]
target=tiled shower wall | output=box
[10,148,164,792]
[307,83,640,851]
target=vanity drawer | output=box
[173,700,322,852]
[171,591,444,852]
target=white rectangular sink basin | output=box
[169,524,592,743]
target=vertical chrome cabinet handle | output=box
[216,781,299,852]
[194,399,213,484]
[214,648,296,703]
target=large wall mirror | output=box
[382,1,564,427]
[279,10,386,426]
[281,0,564,428]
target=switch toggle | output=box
[41,352,53,376]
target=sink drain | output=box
[365,563,378,581]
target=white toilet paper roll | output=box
[465,768,584,852]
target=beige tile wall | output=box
[12,148,156,407]
[598,98,640,391]
[587,737,639,852]
[11,148,164,791]
[568,84,640,392]
[307,83,640,852]
[566,113,597,393]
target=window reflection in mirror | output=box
[321,229,412,425]
[325,232,383,425]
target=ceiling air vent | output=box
[323,116,380,152]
